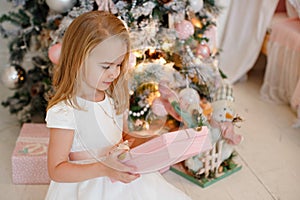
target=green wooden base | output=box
[170,163,242,188]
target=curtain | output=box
[216,0,279,83]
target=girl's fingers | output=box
[102,153,136,172]
[118,172,140,183]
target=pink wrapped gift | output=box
[122,126,212,174]
[11,123,50,184]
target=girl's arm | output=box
[47,128,139,183]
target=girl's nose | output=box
[109,65,120,79]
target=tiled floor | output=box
[1,3,300,200]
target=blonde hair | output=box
[47,11,130,114]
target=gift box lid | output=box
[122,126,212,174]
[13,123,49,157]
[18,123,49,138]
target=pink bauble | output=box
[48,43,62,65]
[175,20,195,40]
[196,43,210,58]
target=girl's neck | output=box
[78,91,105,102]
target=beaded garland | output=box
[129,103,150,117]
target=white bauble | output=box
[189,0,204,13]
[46,0,77,13]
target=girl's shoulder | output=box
[48,100,74,113]
[46,100,76,130]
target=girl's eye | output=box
[102,66,110,70]
[116,64,122,67]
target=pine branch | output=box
[0,13,22,26]
[8,36,28,62]
[17,9,31,26]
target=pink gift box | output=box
[11,123,50,184]
[122,126,212,174]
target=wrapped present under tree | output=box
[12,123,50,184]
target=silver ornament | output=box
[1,64,26,89]
[46,0,77,13]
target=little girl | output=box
[45,11,191,199]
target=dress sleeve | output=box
[45,101,76,130]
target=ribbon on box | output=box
[17,136,49,156]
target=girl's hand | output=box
[101,146,132,172]
[106,168,140,183]
[101,141,140,183]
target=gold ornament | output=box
[191,18,203,28]
[173,53,183,69]
[136,82,160,105]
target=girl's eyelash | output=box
[101,64,121,69]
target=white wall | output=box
[0,2,15,102]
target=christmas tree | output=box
[0,0,242,186]
[0,0,222,123]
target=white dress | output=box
[45,95,191,200]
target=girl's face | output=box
[81,37,127,99]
